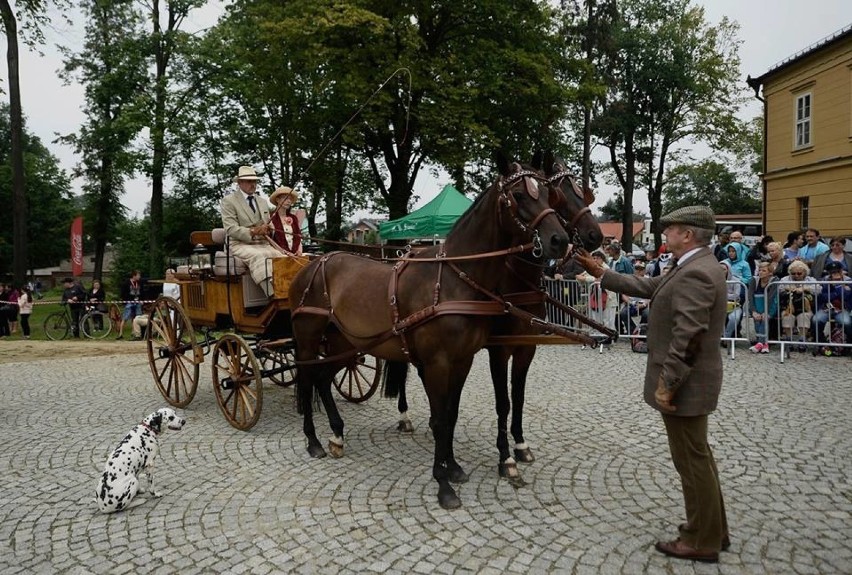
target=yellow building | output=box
[747,24,852,241]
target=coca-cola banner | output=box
[70,216,84,276]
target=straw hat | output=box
[269,186,298,206]
[233,165,261,183]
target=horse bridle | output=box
[547,168,594,246]
[496,166,561,258]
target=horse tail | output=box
[382,360,409,398]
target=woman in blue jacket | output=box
[725,241,752,286]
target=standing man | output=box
[220,166,283,297]
[575,205,729,564]
[61,277,87,338]
[116,270,143,339]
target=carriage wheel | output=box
[333,354,384,403]
[212,334,263,431]
[146,296,201,408]
[43,312,70,341]
[258,343,297,387]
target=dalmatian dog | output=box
[95,407,186,513]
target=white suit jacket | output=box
[220,191,272,243]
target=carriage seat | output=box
[210,228,247,276]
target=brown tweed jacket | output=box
[601,247,727,416]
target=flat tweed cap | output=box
[659,205,716,230]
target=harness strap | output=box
[504,257,617,339]
[448,261,603,347]
[527,207,557,231]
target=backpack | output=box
[631,323,649,353]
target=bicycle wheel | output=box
[43,313,70,341]
[81,311,113,339]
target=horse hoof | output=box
[448,465,469,484]
[307,442,327,459]
[397,419,414,433]
[498,461,520,479]
[438,485,462,510]
[514,447,535,463]
[328,441,344,459]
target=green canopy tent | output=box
[379,184,472,241]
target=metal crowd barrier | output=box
[542,276,852,362]
[764,279,851,363]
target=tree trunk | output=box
[148,0,169,278]
[1,0,28,286]
[92,156,114,280]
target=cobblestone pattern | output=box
[0,345,850,574]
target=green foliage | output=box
[590,0,745,245]
[57,0,149,279]
[597,194,647,222]
[663,160,761,215]
[183,0,577,230]
[0,104,75,276]
[110,217,150,287]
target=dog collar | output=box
[140,421,158,435]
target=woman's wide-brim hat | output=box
[233,165,261,183]
[269,186,298,205]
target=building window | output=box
[795,93,812,148]
[798,197,809,229]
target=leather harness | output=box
[291,168,615,365]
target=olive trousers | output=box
[662,413,728,551]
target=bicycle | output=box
[43,303,120,340]
[80,303,119,339]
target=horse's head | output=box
[532,151,603,251]
[494,152,570,260]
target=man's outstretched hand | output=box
[573,248,604,278]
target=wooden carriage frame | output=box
[145,229,384,431]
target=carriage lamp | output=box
[191,243,211,271]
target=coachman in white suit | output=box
[220,165,282,297]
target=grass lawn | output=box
[4,287,131,342]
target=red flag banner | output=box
[71,216,84,277]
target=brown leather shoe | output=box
[655,539,719,563]
[678,523,731,551]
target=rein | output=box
[292,164,586,364]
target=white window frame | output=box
[794,92,812,149]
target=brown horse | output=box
[289,156,570,509]
[385,152,603,482]
[486,152,601,480]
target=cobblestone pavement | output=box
[1,343,850,574]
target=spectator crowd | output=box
[545,227,852,356]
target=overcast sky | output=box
[12,0,852,219]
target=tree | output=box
[597,193,647,223]
[0,104,76,276]
[142,0,206,278]
[0,0,70,285]
[189,0,577,237]
[662,159,761,215]
[593,0,743,249]
[58,0,149,280]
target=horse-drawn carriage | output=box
[144,228,383,431]
[145,152,613,509]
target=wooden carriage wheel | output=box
[333,354,384,403]
[146,296,201,408]
[258,342,297,388]
[212,334,263,431]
